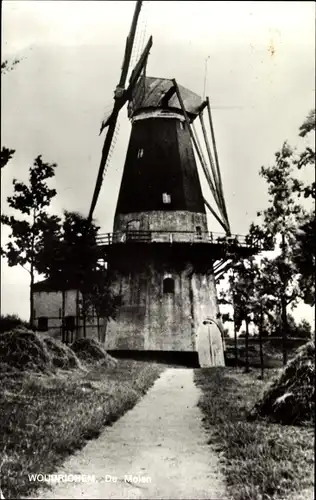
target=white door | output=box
[197,321,212,367]
[197,319,225,367]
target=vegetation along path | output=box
[29,368,227,500]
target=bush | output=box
[294,319,313,339]
[0,314,32,334]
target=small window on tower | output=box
[162,193,171,204]
[137,148,144,158]
[163,277,175,294]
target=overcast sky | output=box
[1,1,315,322]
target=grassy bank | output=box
[194,367,314,500]
[0,360,164,499]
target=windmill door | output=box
[197,319,225,367]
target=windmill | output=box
[89,1,265,367]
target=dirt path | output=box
[31,368,227,500]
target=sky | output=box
[1,1,315,324]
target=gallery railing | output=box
[96,231,268,251]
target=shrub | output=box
[0,314,32,334]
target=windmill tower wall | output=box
[105,107,225,366]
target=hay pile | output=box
[248,341,315,425]
[42,336,82,370]
[0,328,117,374]
[0,328,83,373]
[0,327,52,373]
[70,338,117,367]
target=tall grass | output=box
[0,360,164,499]
[195,368,314,500]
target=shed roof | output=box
[32,279,75,293]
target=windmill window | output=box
[38,317,48,332]
[162,193,171,204]
[163,277,175,294]
[137,148,144,158]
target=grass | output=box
[0,359,165,499]
[224,340,303,369]
[194,367,314,500]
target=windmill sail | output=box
[88,0,153,222]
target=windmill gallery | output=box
[33,1,266,368]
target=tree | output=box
[292,109,315,305]
[1,156,59,327]
[0,314,31,334]
[219,305,239,364]
[219,258,257,372]
[1,58,20,75]
[222,328,230,338]
[219,247,296,372]
[292,213,315,305]
[1,58,21,168]
[295,318,312,339]
[81,270,122,342]
[42,211,101,289]
[219,109,314,368]
[1,147,15,169]
[42,211,120,340]
[256,141,306,364]
[295,108,315,199]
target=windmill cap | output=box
[128,76,202,119]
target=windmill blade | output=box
[204,197,229,233]
[100,35,152,134]
[215,259,234,282]
[191,121,222,211]
[119,1,143,88]
[89,37,153,221]
[172,78,228,228]
[206,97,231,234]
[130,1,148,72]
[128,36,152,90]
[199,112,219,188]
[198,111,228,225]
[214,259,226,272]
[98,0,143,135]
[88,1,144,221]
[89,109,120,221]
[99,103,116,135]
